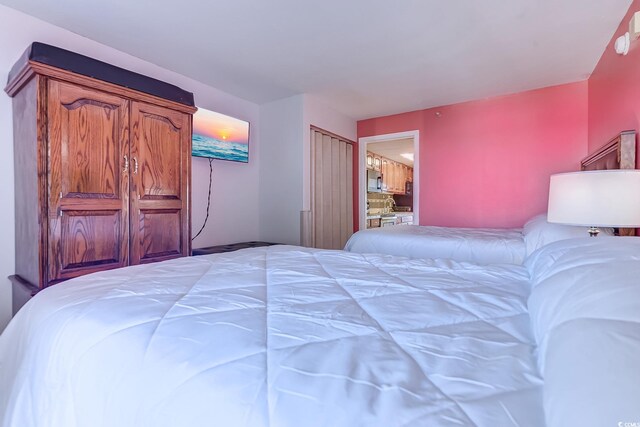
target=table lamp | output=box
[547,170,640,236]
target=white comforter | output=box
[0,246,544,427]
[345,225,526,265]
[525,237,640,427]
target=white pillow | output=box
[522,213,613,256]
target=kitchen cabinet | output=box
[388,160,407,194]
[373,155,382,171]
[393,160,403,193]
[399,214,414,225]
[390,160,397,192]
[367,218,381,228]
[380,159,389,191]
[388,160,396,193]
[367,151,414,195]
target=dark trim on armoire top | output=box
[7,42,195,107]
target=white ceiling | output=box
[0,0,631,120]
[368,139,414,167]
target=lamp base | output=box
[588,226,600,237]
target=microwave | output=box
[367,170,382,192]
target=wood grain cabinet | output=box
[380,159,389,191]
[395,162,402,193]
[368,151,414,195]
[373,155,382,171]
[367,218,381,228]
[382,160,413,195]
[6,43,196,310]
[46,80,131,282]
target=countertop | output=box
[366,211,413,220]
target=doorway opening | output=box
[358,131,419,231]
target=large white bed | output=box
[0,246,543,426]
[1,238,639,426]
[344,214,604,265]
[345,224,528,265]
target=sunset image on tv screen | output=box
[192,108,249,163]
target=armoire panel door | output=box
[129,101,190,264]
[47,80,130,282]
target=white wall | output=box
[302,95,357,212]
[258,95,305,245]
[258,94,356,246]
[0,5,262,330]
[0,45,15,332]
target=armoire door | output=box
[129,101,191,264]
[47,80,130,283]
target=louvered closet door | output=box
[129,101,191,264]
[311,129,354,249]
[47,80,130,282]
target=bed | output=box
[526,237,640,426]
[1,245,543,426]
[344,224,528,264]
[344,214,607,264]
[1,239,639,427]
[346,131,636,263]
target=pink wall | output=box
[589,0,640,166]
[358,82,588,228]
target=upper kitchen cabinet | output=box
[5,42,196,307]
[373,154,382,171]
[366,151,413,195]
[380,158,389,191]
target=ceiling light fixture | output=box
[400,153,414,161]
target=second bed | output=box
[344,214,605,264]
[347,132,632,265]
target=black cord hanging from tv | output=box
[192,158,213,241]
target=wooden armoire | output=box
[5,43,196,313]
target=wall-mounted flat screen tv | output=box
[192,108,249,163]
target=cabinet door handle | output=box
[133,157,139,174]
[123,155,129,173]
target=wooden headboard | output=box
[580,130,637,236]
[581,130,636,171]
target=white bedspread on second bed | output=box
[0,246,543,427]
[344,225,526,265]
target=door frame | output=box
[358,130,420,231]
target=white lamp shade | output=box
[548,170,640,227]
